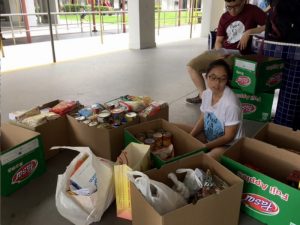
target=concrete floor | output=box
[1,36,266,225]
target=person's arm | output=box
[205,124,239,149]
[190,112,204,137]
[214,36,224,50]
[238,25,266,50]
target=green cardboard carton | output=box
[221,138,300,225]
[232,55,283,94]
[1,123,46,196]
[233,89,274,122]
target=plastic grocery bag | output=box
[128,171,187,215]
[53,146,115,225]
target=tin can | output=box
[144,138,155,151]
[146,129,155,139]
[136,132,146,142]
[88,121,98,127]
[83,119,91,125]
[163,131,172,147]
[75,116,86,121]
[153,132,163,148]
[125,112,137,122]
[91,103,102,114]
[111,108,124,125]
[97,112,111,123]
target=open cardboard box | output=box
[9,100,69,160]
[254,122,300,154]
[130,153,243,225]
[221,137,300,225]
[67,115,139,161]
[124,119,206,168]
[1,123,46,196]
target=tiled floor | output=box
[1,31,265,225]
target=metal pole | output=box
[121,0,126,33]
[20,0,32,43]
[91,0,97,32]
[178,0,182,26]
[47,0,56,63]
[9,16,16,45]
[189,0,195,38]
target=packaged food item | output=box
[14,107,40,121]
[50,100,78,116]
[151,144,174,160]
[79,107,93,118]
[111,108,124,126]
[97,112,111,123]
[163,132,172,147]
[21,114,48,127]
[125,112,137,122]
[144,138,155,151]
[153,132,163,148]
[91,103,105,114]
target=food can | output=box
[75,116,86,121]
[153,132,163,148]
[144,138,155,151]
[163,131,172,147]
[91,103,104,114]
[83,119,91,125]
[146,129,155,139]
[125,112,137,122]
[97,112,111,123]
[111,108,124,125]
[88,121,98,127]
[136,132,146,142]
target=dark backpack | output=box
[265,0,300,44]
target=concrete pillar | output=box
[128,0,156,49]
[200,0,224,37]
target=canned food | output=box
[83,119,91,125]
[153,132,163,148]
[144,138,155,151]
[88,121,98,127]
[163,131,172,147]
[97,112,111,123]
[75,116,86,121]
[125,112,137,122]
[111,108,124,125]
[146,129,155,139]
[91,103,104,114]
[136,132,146,142]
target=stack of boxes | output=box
[231,55,284,122]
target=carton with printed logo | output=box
[231,55,283,94]
[233,89,274,122]
[1,123,46,196]
[221,137,300,225]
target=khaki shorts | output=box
[187,50,235,74]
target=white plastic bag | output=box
[176,168,204,195]
[53,146,115,225]
[128,171,187,215]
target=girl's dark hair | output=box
[205,59,233,86]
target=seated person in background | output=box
[177,59,244,160]
[186,0,266,104]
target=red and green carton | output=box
[231,55,283,94]
[233,89,274,122]
[1,123,46,196]
[221,137,300,225]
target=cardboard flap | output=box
[1,123,40,152]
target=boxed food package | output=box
[253,122,300,155]
[221,137,300,225]
[9,100,71,159]
[130,153,243,225]
[231,55,283,94]
[233,89,274,122]
[1,123,46,196]
[124,119,206,168]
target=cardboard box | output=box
[124,119,206,168]
[221,137,300,225]
[130,153,243,225]
[9,100,69,160]
[231,55,283,94]
[254,122,300,155]
[67,115,139,161]
[233,89,274,122]
[1,123,46,196]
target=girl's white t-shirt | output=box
[200,86,244,144]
